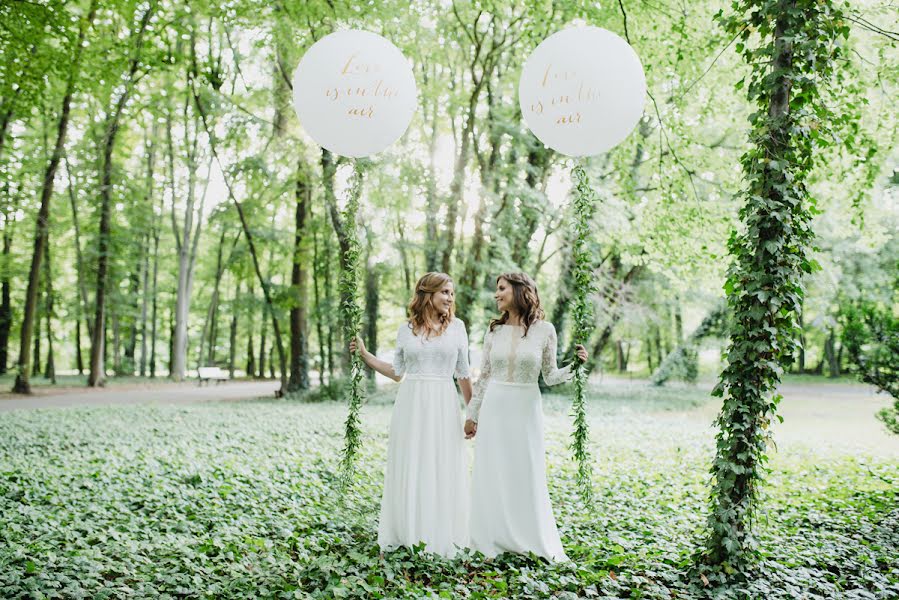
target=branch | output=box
[617,0,631,42]
[677,25,748,100]
[617,0,699,202]
[451,1,477,46]
[846,14,899,42]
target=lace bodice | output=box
[466,321,572,422]
[393,318,471,380]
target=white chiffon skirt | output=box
[377,375,469,557]
[469,381,568,561]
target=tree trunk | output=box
[364,258,380,382]
[87,3,154,387]
[139,230,150,376]
[323,227,335,382]
[321,149,353,375]
[441,60,489,274]
[87,116,118,386]
[645,334,655,372]
[169,98,209,381]
[825,328,840,378]
[228,281,239,378]
[168,308,174,377]
[583,263,643,372]
[312,222,327,387]
[75,319,83,375]
[32,285,41,377]
[423,64,441,272]
[511,144,552,267]
[149,215,161,378]
[246,286,256,377]
[673,296,684,344]
[393,213,413,295]
[198,227,228,368]
[797,307,806,374]
[654,325,664,369]
[66,156,93,341]
[43,242,55,383]
[124,239,142,374]
[288,161,311,392]
[192,84,287,395]
[0,193,15,375]
[258,303,267,378]
[13,3,95,393]
[139,127,156,377]
[705,0,813,566]
[112,308,123,376]
[616,340,628,372]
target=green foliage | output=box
[840,299,898,401]
[702,0,854,575]
[650,345,699,385]
[339,161,367,489]
[652,303,728,386]
[839,298,899,435]
[568,163,598,503]
[0,391,896,599]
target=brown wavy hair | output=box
[489,272,544,336]
[407,272,455,338]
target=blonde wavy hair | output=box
[489,272,545,337]
[407,272,455,338]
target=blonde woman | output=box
[350,272,472,557]
[465,272,587,561]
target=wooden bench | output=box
[197,366,229,386]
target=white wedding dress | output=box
[467,320,572,561]
[377,318,471,557]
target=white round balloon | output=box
[519,26,646,157]
[292,30,417,158]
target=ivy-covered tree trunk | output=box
[702,0,848,575]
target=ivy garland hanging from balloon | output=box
[292,29,418,488]
[519,26,646,501]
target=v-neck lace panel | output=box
[466,321,572,422]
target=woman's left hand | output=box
[575,344,588,363]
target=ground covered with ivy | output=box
[1,384,896,599]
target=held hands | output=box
[464,419,477,439]
[348,336,367,356]
[574,344,588,363]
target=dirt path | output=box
[0,380,280,412]
[689,380,899,457]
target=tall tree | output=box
[88,1,156,387]
[169,34,211,382]
[288,162,311,391]
[700,0,851,575]
[14,2,96,393]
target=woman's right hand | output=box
[349,336,367,356]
